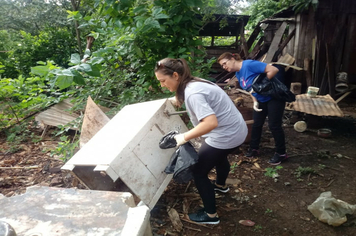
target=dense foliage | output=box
[0,0,317,156]
[244,0,318,30]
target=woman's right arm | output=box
[265,64,279,79]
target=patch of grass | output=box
[318,164,326,170]
[3,121,40,154]
[230,162,238,173]
[254,224,263,232]
[264,166,283,178]
[316,150,331,159]
[50,135,79,162]
[294,166,317,178]
[265,208,273,214]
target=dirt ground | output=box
[1,96,356,236]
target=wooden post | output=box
[304,58,313,87]
[211,36,215,47]
[246,24,261,50]
[240,25,248,58]
[325,43,335,97]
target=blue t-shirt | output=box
[235,60,271,102]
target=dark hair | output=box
[155,58,210,107]
[217,52,242,64]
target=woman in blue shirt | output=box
[218,52,288,165]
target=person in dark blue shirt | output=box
[218,52,288,165]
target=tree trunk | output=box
[71,0,82,57]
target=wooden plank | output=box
[246,24,261,49]
[293,14,301,63]
[264,21,288,63]
[277,53,295,65]
[331,15,347,74]
[304,58,313,87]
[261,18,295,23]
[319,62,329,95]
[335,91,352,104]
[247,37,263,59]
[325,43,335,97]
[287,22,296,56]
[272,28,296,62]
[239,22,248,58]
[80,96,110,148]
[341,14,356,74]
[295,14,308,68]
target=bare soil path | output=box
[1,101,356,236]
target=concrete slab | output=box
[0,186,150,236]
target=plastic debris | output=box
[307,191,356,226]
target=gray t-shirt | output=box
[184,80,248,149]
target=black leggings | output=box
[193,140,236,214]
[250,98,286,154]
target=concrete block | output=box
[0,186,150,236]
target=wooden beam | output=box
[239,22,248,58]
[261,18,295,23]
[335,91,352,104]
[272,28,296,62]
[247,37,263,59]
[246,24,261,50]
[264,21,288,63]
[286,22,295,56]
[304,58,313,87]
[319,62,328,95]
[325,43,335,97]
[341,14,356,73]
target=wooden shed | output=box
[244,0,356,99]
[198,14,250,76]
[201,1,356,101]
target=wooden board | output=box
[80,96,110,148]
[264,21,288,63]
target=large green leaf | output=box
[71,70,85,85]
[56,75,73,90]
[31,66,49,77]
[70,53,81,65]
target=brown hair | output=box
[155,58,211,107]
[217,52,242,64]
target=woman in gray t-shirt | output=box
[155,58,247,225]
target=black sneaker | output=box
[245,149,259,158]
[188,211,220,225]
[268,153,288,165]
[211,180,230,193]
[214,183,230,193]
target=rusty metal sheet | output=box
[291,94,344,117]
[35,99,80,129]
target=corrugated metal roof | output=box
[35,99,80,129]
[291,94,344,117]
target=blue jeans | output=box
[250,98,286,154]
